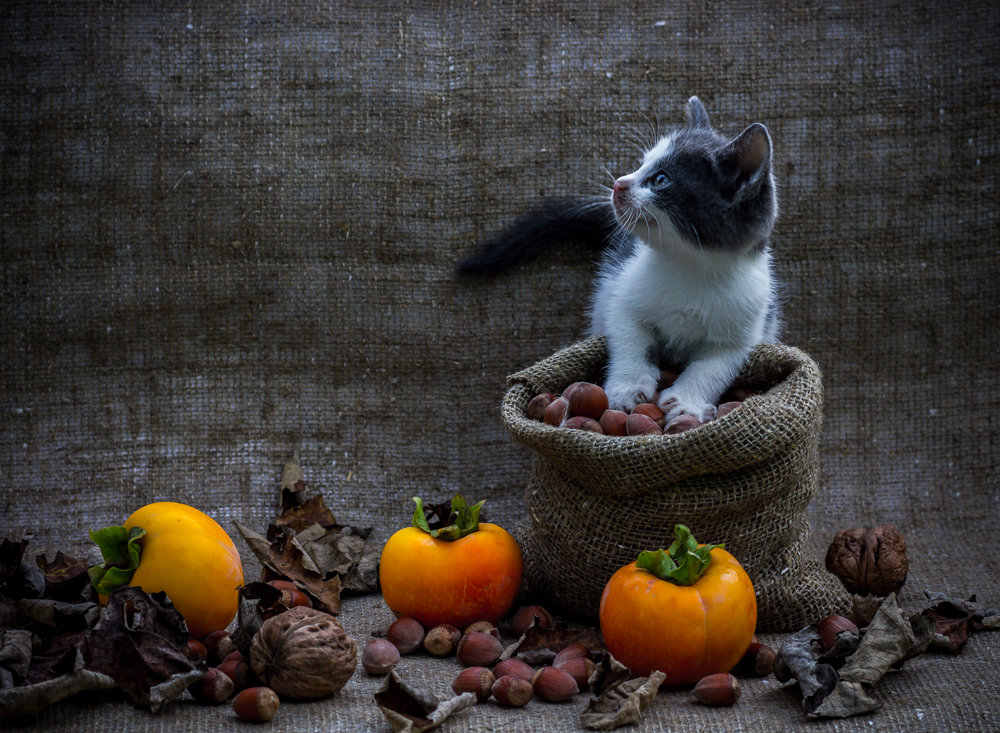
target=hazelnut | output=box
[189,667,235,704]
[202,629,237,665]
[552,643,590,667]
[493,657,535,682]
[531,666,578,702]
[543,396,570,426]
[818,614,860,651]
[598,409,628,436]
[626,412,662,435]
[185,638,208,663]
[451,666,495,702]
[632,402,666,427]
[232,686,280,723]
[456,630,504,667]
[665,415,702,434]
[387,616,425,654]
[464,620,499,638]
[268,579,312,609]
[554,656,595,691]
[218,651,254,692]
[691,672,741,706]
[362,638,400,675]
[732,642,776,678]
[564,381,609,420]
[423,624,462,656]
[526,393,555,422]
[716,401,742,419]
[561,415,603,433]
[250,606,357,699]
[510,604,555,636]
[491,674,534,707]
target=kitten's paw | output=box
[605,374,659,412]
[657,390,717,424]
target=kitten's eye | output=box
[651,172,669,188]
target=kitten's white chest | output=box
[592,244,772,358]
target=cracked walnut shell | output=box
[825,524,908,597]
[250,605,357,699]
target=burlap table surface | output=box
[2,1,997,731]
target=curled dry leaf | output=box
[920,590,1000,653]
[777,594,934,719]
[580,669,666,730]
[36,551,93,602]
[80,586,206,712]
[294,523,380,595]
[587,653,632,699]
[234,520,342,615]
[374,668,477,733]
[0,650,117,719]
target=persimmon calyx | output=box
[411,493,485,541]
[636,524,723,586]
[87,525,146,595]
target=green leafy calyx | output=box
[87,525,146,595]
[635,525,723,586]
[411,493,485,541]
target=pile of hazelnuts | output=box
[526,369,755,436]
[362,605,594,707]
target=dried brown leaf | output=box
[80,587,205,711]
[0,647,117,719]
[580,670,666,730]
[35,552,91,602]
[781,594,935,719]
[295,524,380,594]
[277,495,339,533]
[0,628,32,680]
[587,653,632,698]
[234,520,342,615]
[921,590,1000,650]
[374,668,477,732]
[505,623,605,665]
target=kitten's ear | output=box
[719,123,772,193]
[684,96,711,129]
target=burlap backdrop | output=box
[2,1,997,731]
[502,337,852,631]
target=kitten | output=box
[458,96,780,423]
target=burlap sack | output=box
[501,336,852,632]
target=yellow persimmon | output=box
[90,501,244,639]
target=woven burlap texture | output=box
[502,337,851,631]
[3,0,998,730]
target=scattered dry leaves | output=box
[374,668,476,732]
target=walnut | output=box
[825,524,908,597]
[249,605,357,699]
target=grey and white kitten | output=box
[458,96,780,423]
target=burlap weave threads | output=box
[501,337,852,632]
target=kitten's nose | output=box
[613,178,630,195]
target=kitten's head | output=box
[611,96,777,256]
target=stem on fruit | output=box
[87,525,145,595]
[411,494,484,541]
[635,525,722,586]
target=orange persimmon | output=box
[599,525,756,686]
[379,494,522,630]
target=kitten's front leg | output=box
[658,348,749,423]
[602,329,661,412]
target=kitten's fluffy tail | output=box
[455,199,618,277]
